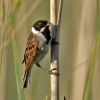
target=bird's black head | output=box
[31,20,53,44]
[33,20,48,31]
[32,20,53,33]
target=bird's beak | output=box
[46,22,53,26]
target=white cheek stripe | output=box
[40,27,45,32]
[31,27,39,34]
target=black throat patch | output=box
[41,27,51,44]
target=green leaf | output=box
[12,30,25,100]
[82,0,100,100]
[82,33,100,100]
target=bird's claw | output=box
[48,68,60,76]
[51,38,60,45]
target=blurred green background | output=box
[0,0,100,100]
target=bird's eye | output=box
[38,22,42,26]
[42,23,44,26]
[37,25,40,28]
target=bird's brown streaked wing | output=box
[22,35,37,69]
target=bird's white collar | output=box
[31,27,39,34]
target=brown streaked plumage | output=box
[22,34,37,67]
[22,34,38,88]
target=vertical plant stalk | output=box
[0,0,9,76]
[50,0,58,100]
[64,96,66,100]
[50,0,63,100]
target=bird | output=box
[22,20,58,89]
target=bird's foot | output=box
[48,68,60,76]
[51,38,60,45]
[36,63,60,76]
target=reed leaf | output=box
[82,0,100,100]
[12,30,25,100]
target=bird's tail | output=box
[23,69,31,89]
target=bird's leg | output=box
[36,63,49,73]
[36,63,59,76]
[51,38,60,45]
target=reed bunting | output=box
[22,20,58,89]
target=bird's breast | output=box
[35,44,50,63]
[33,33,51,63]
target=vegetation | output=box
[0,0,100,100]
